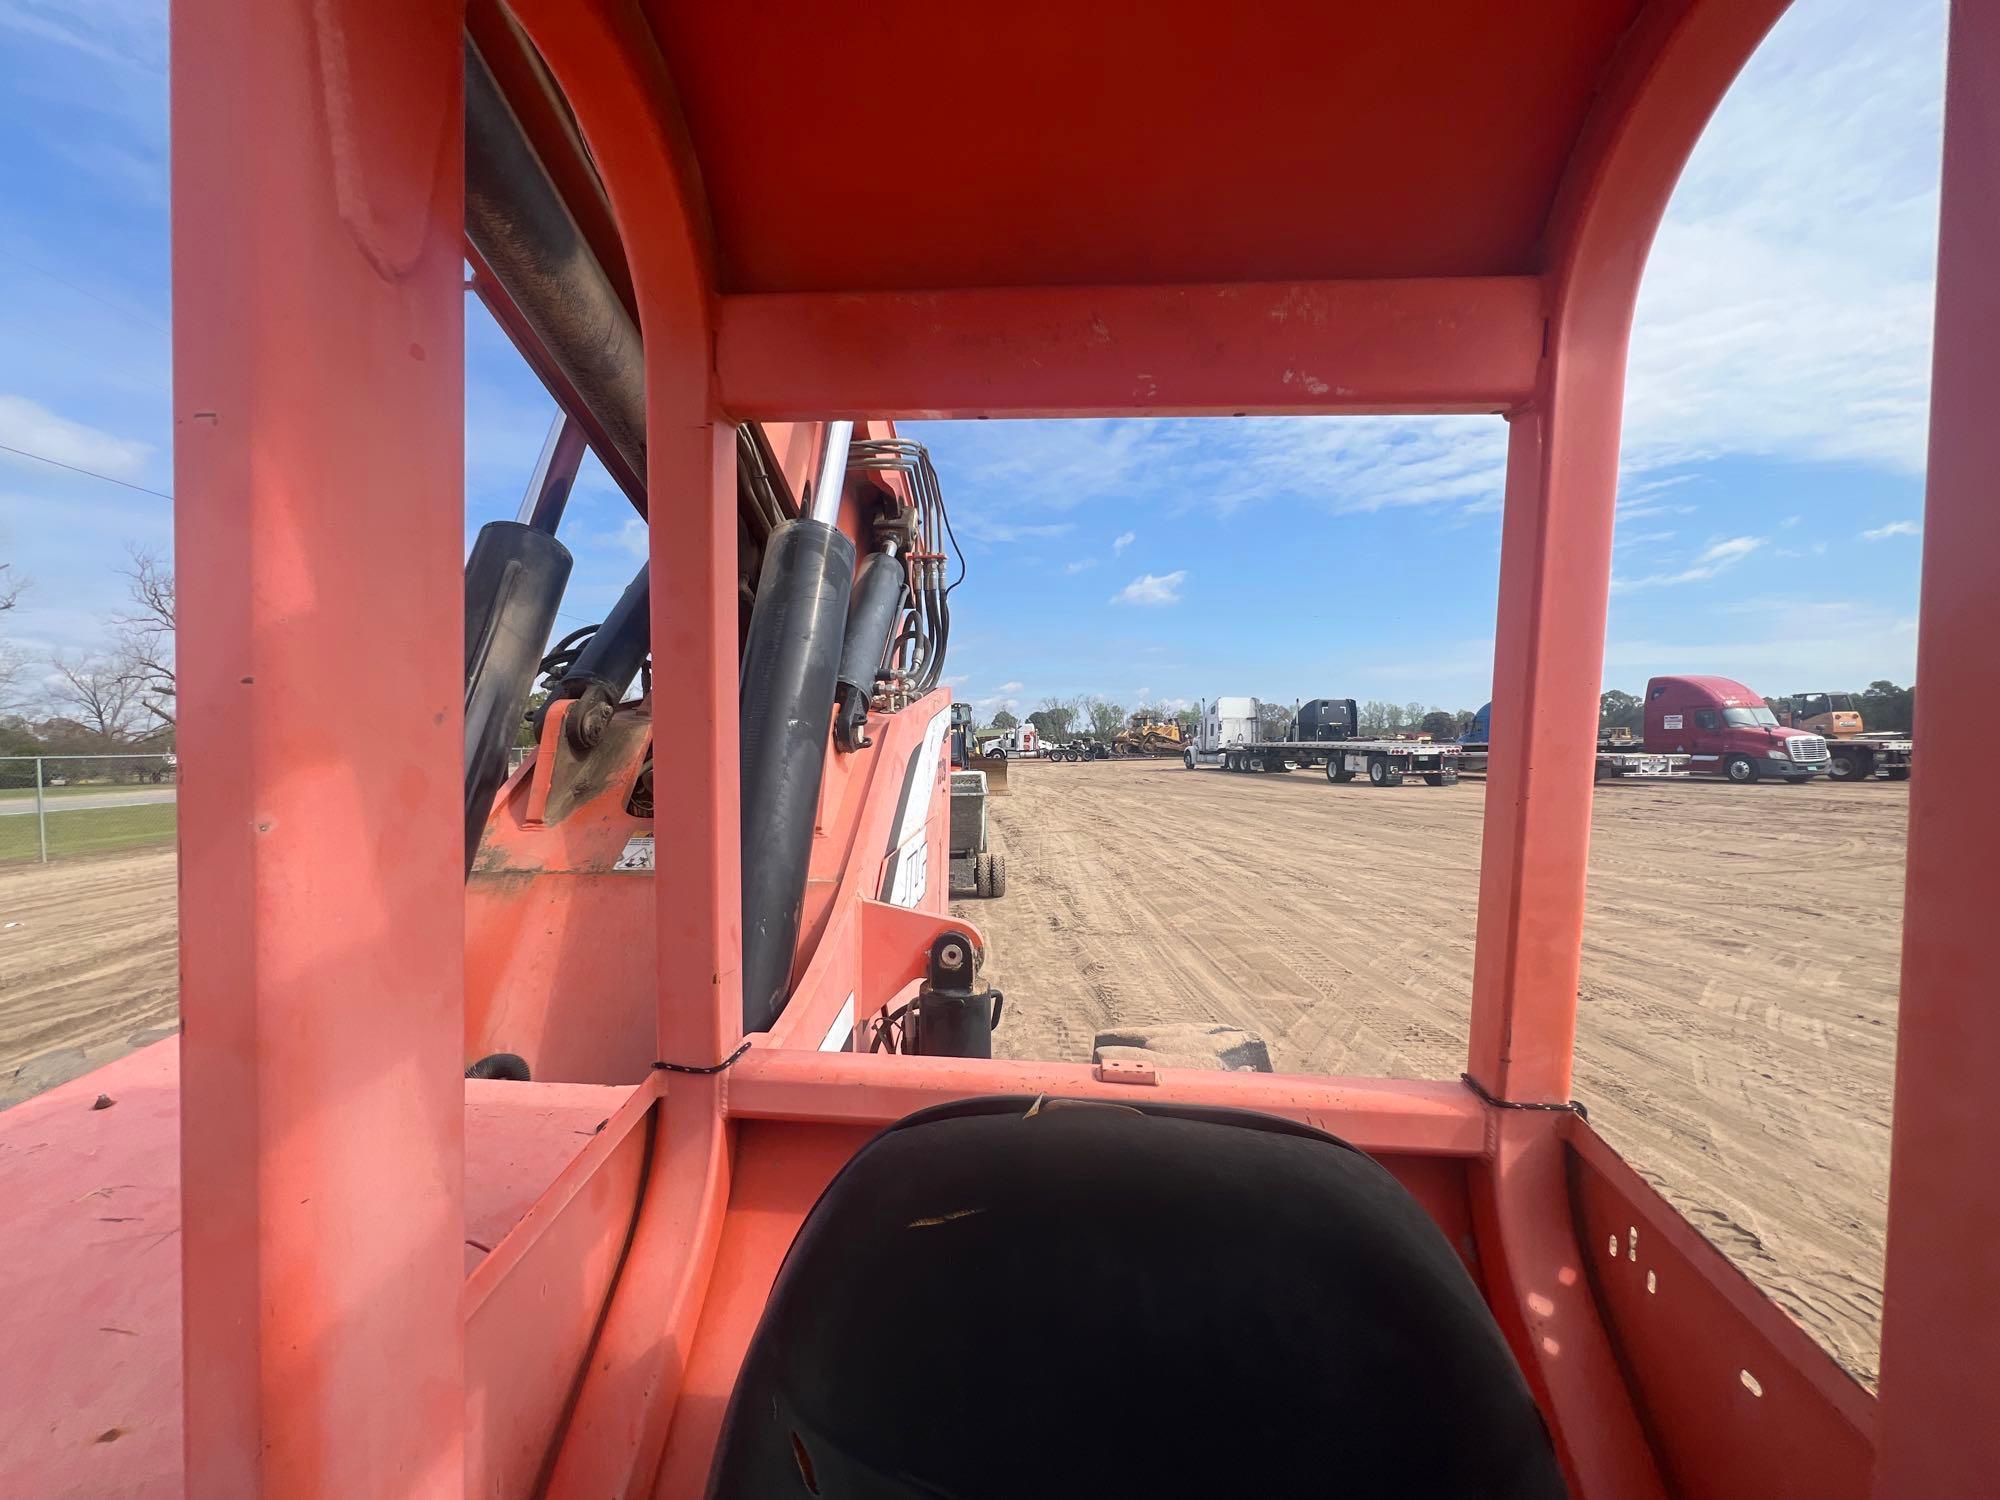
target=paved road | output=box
[0,788,177,817]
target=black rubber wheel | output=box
[1827,751,1862,781]
[1423,772,1450,786]
[987,853,1007,898]
[1183,749,1196,769]
[1724,754,1758,784]
[985,747,1006,761]
[1886,766,1912,781]
[974,851,994,898]
[1367,755,1392,787]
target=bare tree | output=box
[49,655,147,746]
[112,546,176,726]
[1081,695,1126,740]
[0,563,25,710]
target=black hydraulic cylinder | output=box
[566,562,651,702]
[907,932,1000,1059]
[832,549,907,752]
[464,520,573,873]
[740,519,857,1033]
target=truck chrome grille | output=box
[1788,735,1828,763]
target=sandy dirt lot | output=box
[0,850,180,1109]
[955,758,1903,1386]
[0,767,1903,1387]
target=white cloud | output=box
[611,516,649,559]
[1112,530,1136,554]
[994,680,1024,693]
[1613,535,1766,592]
[0,394,150,479]
[1063,558,1097,574]
[1860,520,1921,540]
[1111,570,1187,606]
[1619,1,1944,478]
[958,518,1074,544]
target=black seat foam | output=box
[708,1095,1565,1498]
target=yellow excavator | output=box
[1111,710,1189,757]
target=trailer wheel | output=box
[1367,755,1401,787]
[1724,754,1758,784]
[1066,747,1081,763]
[1246,755,1265,773]
[1423,771,1453,786]
[986,853,1007,897]
[1326,757,1355,784]
[1266,755,1289,773]
[1827,751,1862,781]
[1886,766,1911,781]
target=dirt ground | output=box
[955,758,1903,1387]
[0,850,180,1109]
[0,770,1902,1387]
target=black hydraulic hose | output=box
[464,40,648,496]
[463,521,573,874]
[739,519,857,1033]
[833,549,909,752]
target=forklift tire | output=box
[1724,754,1758,784]
[1368,755,1402,787]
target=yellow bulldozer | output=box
[1111,711,1190,757]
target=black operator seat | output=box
[707,1095,1566,1498]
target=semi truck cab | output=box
[1644,675,1829,783]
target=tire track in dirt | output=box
[964,758,1904,1387]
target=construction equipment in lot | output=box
[6,3,1993,1497]
[1187,694,1460,785]
[1111,709,1188,757]
[1779,692,1914,781]
[947,769,1007,897]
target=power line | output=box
[0,248,169,337]
[0,441,172,500]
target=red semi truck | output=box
[1643,675,1831,783]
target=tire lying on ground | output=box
[1092,1023,1274,1073]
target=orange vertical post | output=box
[1874,4,2000,1493]
[1467,350,1627,1104]
[172,0,467,1492]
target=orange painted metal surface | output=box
[0,1043,636,1497]
[170,0,471,1491]
[1566,1122,1874,1499]
[716,277,1544,420]
[14,0,1989,1493]
[1873,4,2000,1492]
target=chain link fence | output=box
[0,754,179,865]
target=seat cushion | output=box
[708,1095,1564,1498]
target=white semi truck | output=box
[1184,696,1460,787]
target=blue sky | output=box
[0,1,1944,724]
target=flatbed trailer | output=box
[1825,734,1914,782]
[1457,704,1689,780]
[1193,737,1461,786]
